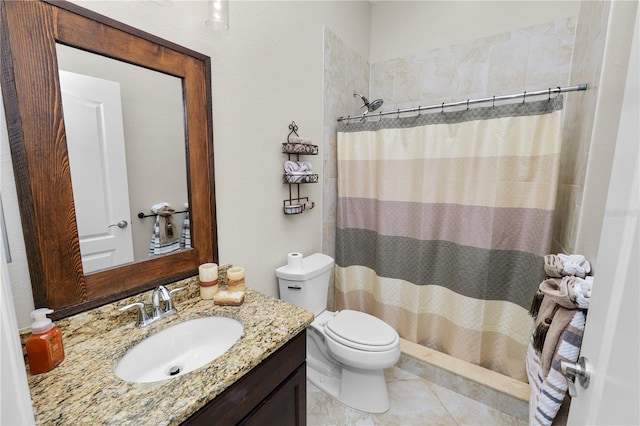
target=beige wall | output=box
[2,1,372,329]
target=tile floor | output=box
[307,366,528,425]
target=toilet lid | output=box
[325,310,398,352]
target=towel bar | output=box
[138,209,188,219]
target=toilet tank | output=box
[276,253,334,316]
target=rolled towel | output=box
[530,275,592,318]
[582,276,593,297]
[538,276,592,310]
[558,253,591,277]
[289,135,313,144]
[284,160,312,174]
[543,254,565,277]
[574,276,593,309]
[284,160,299,174]
[539,277,577,309]
[299,161,312,172]
[544,253,591,278]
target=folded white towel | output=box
[557,254,591,278]
[284,161,296,174]
[284,160,312,174]
[300,161,312,172]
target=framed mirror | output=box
[56,43,190,271]
[1,0,218,319]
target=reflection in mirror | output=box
[2,0,216,316]
[56,44,189,273]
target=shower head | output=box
[353,91,384,113]
[367,98,384,113]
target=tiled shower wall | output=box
[322,28,370,263]
[369,17,576,113]
[323,17,578,268]
[556,0,612,260]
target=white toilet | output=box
[276,253,400,413]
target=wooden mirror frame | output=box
[1,0,218,319]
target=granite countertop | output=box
[23,277,313,425]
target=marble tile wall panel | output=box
[322,28,369,303]
[370,17,576,112]
[555,1,610,256]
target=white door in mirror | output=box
[59,70,134,273]
[115,317,244,383]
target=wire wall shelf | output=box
[282,121,317,215]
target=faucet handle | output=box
[119,302,153,326]
[169,285,188,297]
[165,286,188,314]
[152,286,171,318]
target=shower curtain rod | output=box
[336,83,587,123]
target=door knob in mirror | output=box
[109,220,128,229]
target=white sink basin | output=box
[115,316,243,383]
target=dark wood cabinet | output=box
[183,329,306,426]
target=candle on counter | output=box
[214,266,246,306]
[226,267,245,292]
[198,263,219,299]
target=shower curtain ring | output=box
[441,102,445,114]
[466,99,470,111]
[548,88,552,100]
[522,91,527,104]
[492,95,495,108]
[397,109,400,119]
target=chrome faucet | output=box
[119,285,187,326]
[152,285,172,318]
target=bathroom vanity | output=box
[23,280,313,425]
[184,330,306,425]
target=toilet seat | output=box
[324,310,399,352]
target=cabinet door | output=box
[241,365,306,426]
[183,330,306,425]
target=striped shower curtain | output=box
[335,96,564,381]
